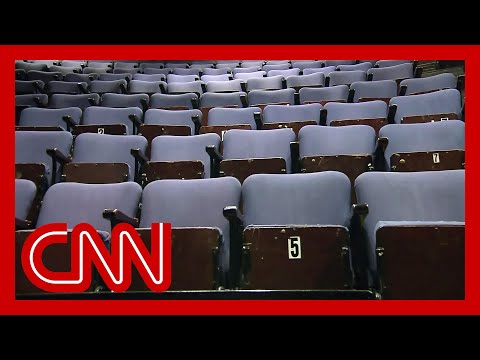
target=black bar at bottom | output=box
[17,290,377,300]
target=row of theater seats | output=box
[15,59,416,76]
[15,62,427,93]
[13,59,461,101]
[15,61,463,107]
[15,118,465,187]
[15,88,464,135]
[15,73,463,110]
[18,59,416,67]
[16,169,465,299]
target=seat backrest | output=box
[16,61,48,72]
[248,89,295,106]
[19,107,82,129]
[356,170,466,222]
[222,128,296,173]
[173,68,201,76]
[267,68,300,77]
[246,75,284,91]
[64,73,98,84]
[337,63,373,72]
[113,68,141,75]
[325,100,387,125]
[166,74,199,83]
[350,80,398,102]
[299,124,376,157]
[299,85,349,104]
[208,107,261,128]
[36,182,142,232]
[216,63,238,70]
[139,177,242,269]
[206,79,244,93]
[83,106,143,135]
[241,61,264,68]
[15,179,37,221]
[325,60,356,67]
[86,61,112,68]
[367,63,413,81]
[132,73,166,82]
[49,65,82,76]
[144,108,202,135]
[199,92,246,108]
[389,89,462,124]
[190,63,215,71]
[71,133,147,180]
[167,81,205,95]
[262,63,291,72]
[83,67,110,74]
[60,60,86,68]
[128,80,166,95]
[233,71,267,80]
[15,131,73,184]
[358,60,378,66]
[89,79,127,94]
[303,66,337,76]
[399,73,457,95]
[150,133,221,178]
[47,80,88,95]
[203,68,231,75]
[100,93,149,109]
[31,60,61,67]
[200,74,232,83]
[263,103,322,124]
[264,60,290,65]
[242,172,352,226]
[150,93,198,109]
[16,94,49,107]
[114,61,139,69]
[15,80,45,95]
[328,70,366,86]
[27,70,63,84]
[139,62,164,70]
[165,62,189,69]
[49,93,100,109]
[375,60,412,68]
[379,120,465,169]
[144,68,172,75]
[233,67,261,75]
[286,72,325,89]
[98,72,133,82]
[291,60,324,71]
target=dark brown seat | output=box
[376,120,465,172]
[134,177,241,290]
[298,124,376,203]
[231,172,356,290]
[138,133,221,185]
[52,133,147,184]
[388,89,462,124]
[15,182,142,295]
[323,100,388,137]
[207,128,296,183]
[354,170,465,299]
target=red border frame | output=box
[2,45,476,315]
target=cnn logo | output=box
[19,222,171,293]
